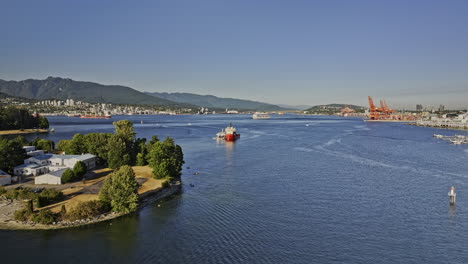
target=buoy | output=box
[448,186,456,205]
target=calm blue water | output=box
[2,114,468,263]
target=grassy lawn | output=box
[0,129,49,135]
[40,166,163,212]
[132,166,164,195]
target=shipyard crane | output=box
[368,96,395,120]
[382,99,394,113]
[380,99,393,114]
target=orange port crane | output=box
[368,96,395,120]
[380,99,394,114]
[368,96,383,120]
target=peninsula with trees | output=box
[0,120,184,230]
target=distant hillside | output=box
[305,104,366,112]
[277,104,312,110]
[0,77,187,107]
[0,91,34,102]
[145,92,284,111]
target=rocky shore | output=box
[0,182,181,230]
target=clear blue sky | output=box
[1,0,468,109]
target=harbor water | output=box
[1,114,468,263]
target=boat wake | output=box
[294,134,468,184]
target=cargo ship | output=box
[80,114,112,119]
[215,123,240,141]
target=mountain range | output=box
[145,92,283,111]
[0,77,283,110]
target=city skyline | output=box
[1,0,468,109]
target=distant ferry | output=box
[252,112,271,119]
[215,123,240,141]
[80,114,112,119]
[67,114,81,117]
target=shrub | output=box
[64,200,110,221]
[73,161,87,178]
[35,189,64,208]
[161,180,170,189]
[3,188,37,200]
[30,210,57,225]
[61,169,75,183]
[0,187,5,195]
[14,208,32,222]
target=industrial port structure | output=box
[367,96,417,121]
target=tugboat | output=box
[215,123,240,141]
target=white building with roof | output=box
[22,146,45,157]
[14,153,96,185]
[14,163,48,177]
[0,169,11,186]
[34,168,68,185]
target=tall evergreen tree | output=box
[107,135,131,169]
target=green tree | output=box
[61,169,75,183]
[66,133,86,154]
[35,139,55,153]
[0,107,45,130]
[147,137,184,179]
[107,135,131,169]
[99,165,139,213]
[83,133,112,164]
[73,161,87,178]
[0,137,26,174]
[113,120,136,142]
[13,136,29,146]
[135,153,146,166]
[38,116,49,129]
[57,139,71,152]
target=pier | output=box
[416,120,468,130]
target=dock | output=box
[416,120,468,130]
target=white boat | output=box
[252,112,271,119]
[450,139,464,145]
[433,134,444,138]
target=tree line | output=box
[0,107,49,130]
[57,120,184,179]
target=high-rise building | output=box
[416,104,423,112]
[439,105,445,112]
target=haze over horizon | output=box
[1,0,468,109]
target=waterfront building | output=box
[13,153,96,184]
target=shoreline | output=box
[0,182,181,230]
[0,129,49,136]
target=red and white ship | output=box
[215,123,240,141]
